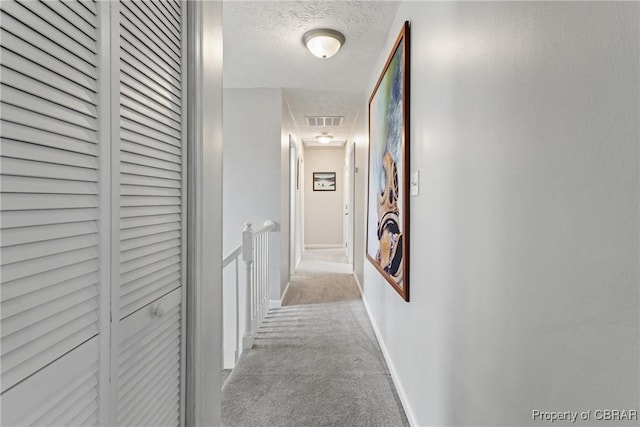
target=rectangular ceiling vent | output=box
[306,116,344,127]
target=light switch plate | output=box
[410,171,419,196]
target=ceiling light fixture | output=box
[303,29,345,59]
[316,132,334,144]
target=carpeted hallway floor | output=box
[221,249,409,427]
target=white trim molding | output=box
[186,2,223,426]
[352,274,417,427]
[269,299,282,309]
[304,244,345,249]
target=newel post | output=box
[241,222,254,350]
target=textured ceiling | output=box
[223,1,400,144]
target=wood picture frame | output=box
[313,172,336,191]
[366,21,410,301]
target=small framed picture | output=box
[313,172,336,191]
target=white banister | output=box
[241,220,276,351]
[223,245,242,268]
[223,220,276,366]
[222,244,242,363]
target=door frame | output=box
[185,2,224,426]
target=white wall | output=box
[350,108,368,286]
[223,88,282,299]
[304,146,345,247]
[360,2,639,426]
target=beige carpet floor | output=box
[222,249,409,426]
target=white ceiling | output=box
[223,0,400,145]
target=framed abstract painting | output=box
[366,21,410,301]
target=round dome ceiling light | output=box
[316,132,334,144]
[303,29,345,59]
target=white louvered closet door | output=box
[114,1,186,426]
[0,1,107,426]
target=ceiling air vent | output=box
[306,116,344,127]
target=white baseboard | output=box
[353,273,417,427]
[269,299,281,309]
[352,273,364,296]
[278,281,291,307]
[304,244,343,249]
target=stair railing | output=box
[222,220,275,364]
[242,220,275,350]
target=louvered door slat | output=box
[120,185,180,197]
[119,329,179,396]
[150,401,180,427]
[122,118,180,149]
[1,123,98,156]
[119,29,181,91]
[0,138,97,167]
[121,83,182,124]
[2,323,98,393]
[115,1,184,422]
[42,0,97,41]
[121,44,181,93]
[0,43,97,96]
[0,12,98,82]
[120,230,180,252]
[121,173,181,189]
[121,205,181,217]
[49,386,98,427]
[1,234,98,264]
[1,259,99,301]
[1,2,97,66]
[0,246,98,282]
[62,0,97,29]
[119,270,180,318]
[121,213,181,230]
[156,0,180,30]
[0,0,102,423]
[2,273,97,319]
[1,157,98,182]
[120,2,180,64]
[118,291,181,426]
[2,208,99,228]
[121,140,181,164]
[0,222,97,246]
[1,104,97,143]
[121,93,181,131]
[121,162,181,181]
[1,193,98,211]
[121,150,181,171]
[120,221,180,239]
[131,1,180,48]
[120,238,180,263]
[119,15,180,77]
[1,338,99,426]
[1,85,97,129]
[1,67,98,117]
[129,376,180,427]
[67,402,99,427]
[16,0,97,54]
[1,175,98,194]
[3,297,98,357]
[120,132,181,162]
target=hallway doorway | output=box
[301,145,354,275]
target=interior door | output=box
[0,0,107,424]
[114,1,186,425]
[0,1,187,425]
